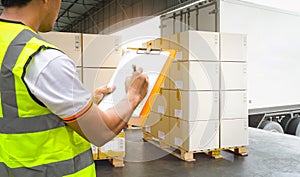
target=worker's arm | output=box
[24,49,148,147]
[66,67,148,146]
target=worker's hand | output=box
[93,85,116,105]
[125,67,149,109]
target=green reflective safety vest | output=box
[0,19,96,177]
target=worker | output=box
[0,0,148,176]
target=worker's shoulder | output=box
[37,48,74,64]
[27,48,76,81]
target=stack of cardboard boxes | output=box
[40,32,121,91]
[40,30,248,160]
[143,30,248,152]
[82,34,121,92]
[219,33,248,148]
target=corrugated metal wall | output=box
[62,0,203,34]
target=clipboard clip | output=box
[137,41,162,55]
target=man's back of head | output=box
[0,0,61,32]
[1,0,31,7]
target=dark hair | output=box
[1,0,32,7]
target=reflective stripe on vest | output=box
[0,149,94,177]
[0,29,34,118]
[0,113,65,133]
[0,22,95,176]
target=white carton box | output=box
[220,91,248,120]
[100,132,125,153]
[150,89,169,115]
[221,62,247,90]
[83,68,115,92]
[40,32,82,66]
[153,37,170,49]
[169,90,219,121]
[83,34,121,67]
[169,118,219,151]
[169,31,219,61]
[143,112,170,144]
[220,33,247,62]
[143,38,170,49]
[99,130,125,158]
[169,61,219,90]
[220,118,248,148]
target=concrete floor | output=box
[95,128,300,177]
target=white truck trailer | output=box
[160,0,300,136]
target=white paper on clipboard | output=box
[98,48,171,117]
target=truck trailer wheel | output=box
[258,121,284,133]
[286,117,300,136]
[296,126,300,137]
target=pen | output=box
[132,64,136,72]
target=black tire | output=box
[286,117,300,136]
[258,121,284,133]
[296,125,300,137]
[279,115,292,132]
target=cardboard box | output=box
[220,118,248,148]
[99,130,125,159]
[221,62,247,90]
[153,37,170,49]
[169,33,187,61]
[39,32,82,66]
[220,91,248,120]
[82,68,115,92]
[169,31,219,61]
[83,34,121,67]
[169,90,219,121]
[143,112,170,144]
[220,33,247,62]
[149,89,169,115]
[169,61,219,90]
[158,70,172,89]
[143,111,162,132]
[169,118,219,151]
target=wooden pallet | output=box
[223,146,248,156]
[126,124,134,129]
[126,123,142,130]
[143,132,247,162]
[94,157,125,167]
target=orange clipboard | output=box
[98,46,176,126]
[128,47,177,126]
